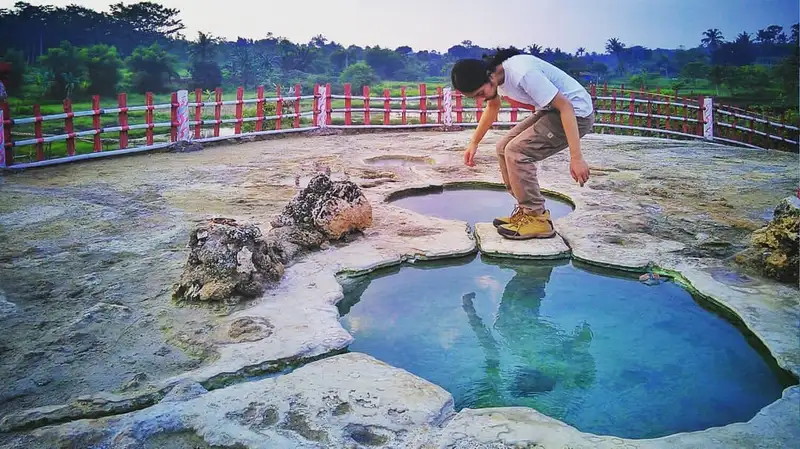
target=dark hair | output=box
[450,46,523,92]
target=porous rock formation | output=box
[172,174,372,303]
[271,173,373,239]
[171,218,286,303]
[734,196,799,284]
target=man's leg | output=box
[498,110,595,239]
[493,111,546,227]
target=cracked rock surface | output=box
[0,130,797,448]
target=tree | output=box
[680,61,709,86]
[791,24,799,44]
[364,46,405,79]
[774,46,798,106]
[575,47,586,57]
[527,44,543,57]
[755,25,783,44]
[701,28,725,51]
[109,2,184,41]
[707,64,726,95]
[126,43,177,93]
[82,44,122,96]
[605,38,626,74]
[0,49,26,96]
[339,61,378,92]
[38,40,87,99]
[189,32,222,90]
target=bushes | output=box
[0,49,26,96]
[127,44,178,93]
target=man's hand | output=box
[463,142,477,167]
[570,157,590,186]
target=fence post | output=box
[455,90,463,123]
[610,90,616,134]
[235,87,244,134]
[293,84,301,128]
[437,87,442,124]
[64,98,75,156]
[383,88,390,125]
[363,86,370,125]
[442,87,453,127]
[702,97,713,140]
[194,89,203,139]
[344,83,352,125]
[313,84,320,125]
[176,89,190,142]
[316,84,328,128]
[401,86,407,125]
[271,85,279,131]
[171,92,178,142]
[0,107,6,168]
[257,85,266,132]
[35,104,45,160]
[325,83,332,126]
[419,83,427,125]
[214,88,222,137]
[117,93,127,150]
[145,93,154,146]
[628,92,634,128]
[92,96,101,152]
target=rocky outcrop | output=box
[172,174,372,304]
[734,196,799,284]
[271,173,372,240]
[172,218,286,303]
[8,353,453,449]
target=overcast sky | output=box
[15,0,800,53]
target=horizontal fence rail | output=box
[1,81,798,169]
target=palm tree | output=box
[701,29,724,51]
[755,29,773,44]
[527,44,543,57]
[576,47,586,57]
[190,31,217,63]
[735,31,753,45]
[605,38,626,74]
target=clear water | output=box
[388,186,573,225]
[337,254,793,439]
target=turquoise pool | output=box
[337,254,794,439]
[387,185,573,225]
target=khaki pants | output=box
[496,109,595,214]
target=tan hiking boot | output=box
[492,205,524,228]
[497,210,556,239]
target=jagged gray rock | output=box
[271,173,373,240]
[171,218,286,303]
[172,174,373,304]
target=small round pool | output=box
[387,184,574,225]
[336,253,794,439]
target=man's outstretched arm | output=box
[550,92,590,186]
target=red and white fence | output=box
[1,82,797,169]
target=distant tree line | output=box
[0,2,797,111]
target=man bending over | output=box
[450,47,595,240]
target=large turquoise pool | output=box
[337,254,794,439]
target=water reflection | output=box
[459,258,596,418]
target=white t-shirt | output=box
[497,54,593,118]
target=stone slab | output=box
[474,222,571,259]
[11,353,455,449]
